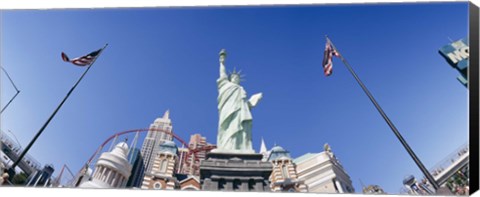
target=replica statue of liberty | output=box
[215,49,263,154]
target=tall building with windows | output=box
[140,110,173,176]
[180,133,210,176]
[293,144,354,193]
[126,148,145,188]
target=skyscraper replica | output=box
[79,142,132,188]
[181,134,210,176]
[126,148,144,188]
[293,144,354,193]
[140,110,173,175]
[267,145,308,192]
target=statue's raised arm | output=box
[219,49,228,80]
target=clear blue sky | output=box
[1,2,469,193]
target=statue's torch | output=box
[219,49,227,63]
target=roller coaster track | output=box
[71,128,216,186]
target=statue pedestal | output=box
[199,152,273,192]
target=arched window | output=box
[159,159,167,173]
[248,179,256,191]
[233,179,241,191]
[218,179,226,190]
[282,165,289,178]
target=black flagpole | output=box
[9,44,109,173]
[325,36,440,190]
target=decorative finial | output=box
[324,143,331,152]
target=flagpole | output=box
[325,36,440,190]
[9,44,109,173]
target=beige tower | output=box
[268,146,308,192]
[140,110,173,176]
[141,141,178,189]
[181,133,210,176]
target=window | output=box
[233,179,241,191]
[154,182,163,189]
[218,179,226,190]
[248,179,256,191]
[282,165,289,178]
[159,160,167,173]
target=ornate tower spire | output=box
[163,110,170,119]
[260,137,267,154]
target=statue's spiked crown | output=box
[229,67,244,81]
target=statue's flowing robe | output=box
[217,76,253,151]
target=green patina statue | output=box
[215,49,262,154]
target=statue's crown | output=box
[229,67,245,81]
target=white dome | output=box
[95,142,132,179]
[111,142,129,158]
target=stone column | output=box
[241,180,249,191]
[226,181,233,190]
[111,173,117,187]
[255,180,264,191]
[103,168,111,182]
[106,169,113,184]
[264,180,270,191]
[113,173,121,187]
[335,179,344,193]
[94,166,102,179]
[120,177,125,187]
[202,178,209,190]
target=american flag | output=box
[322,39,340,76]
[61,48,103,66]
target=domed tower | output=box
[268,145,307,192]
[79,142,132,188]
[141,140,178,190]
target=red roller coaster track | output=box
[86,128,189,165]
[79,128,216,180]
